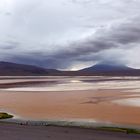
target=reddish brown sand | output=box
[0,89,140,125]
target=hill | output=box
[0,61,59,76]
[78,63,140,76]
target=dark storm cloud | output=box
[1,0,140,69]
[7,16,140,69]
[9,53,70,69]
[47,17,140,62]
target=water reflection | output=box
[113,98,140,107]
[1,76,140,92]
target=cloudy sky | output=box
[0,0,140,70]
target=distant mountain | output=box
[0,61,140,76]
[80,63,133,72]
[0,61,59,76]
[78,63,140,76]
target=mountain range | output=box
[0,61,140,76]
[0,61,59,76]
[78,63,140,76]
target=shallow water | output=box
[2,76,140,92]
[0,76,140,125]
[114,98,140,107]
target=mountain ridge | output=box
[0,61,140,76]
[78,63,140,76]
[0,61,59,76]
[79,63,134,72]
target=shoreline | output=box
[1,118,140,132]
[0,122,140,140]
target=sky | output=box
[0,0,140,70]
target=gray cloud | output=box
[1,0,140,69]
[44,17,140,66]
[5,16,140,69]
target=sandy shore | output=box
[0,122,140,140]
